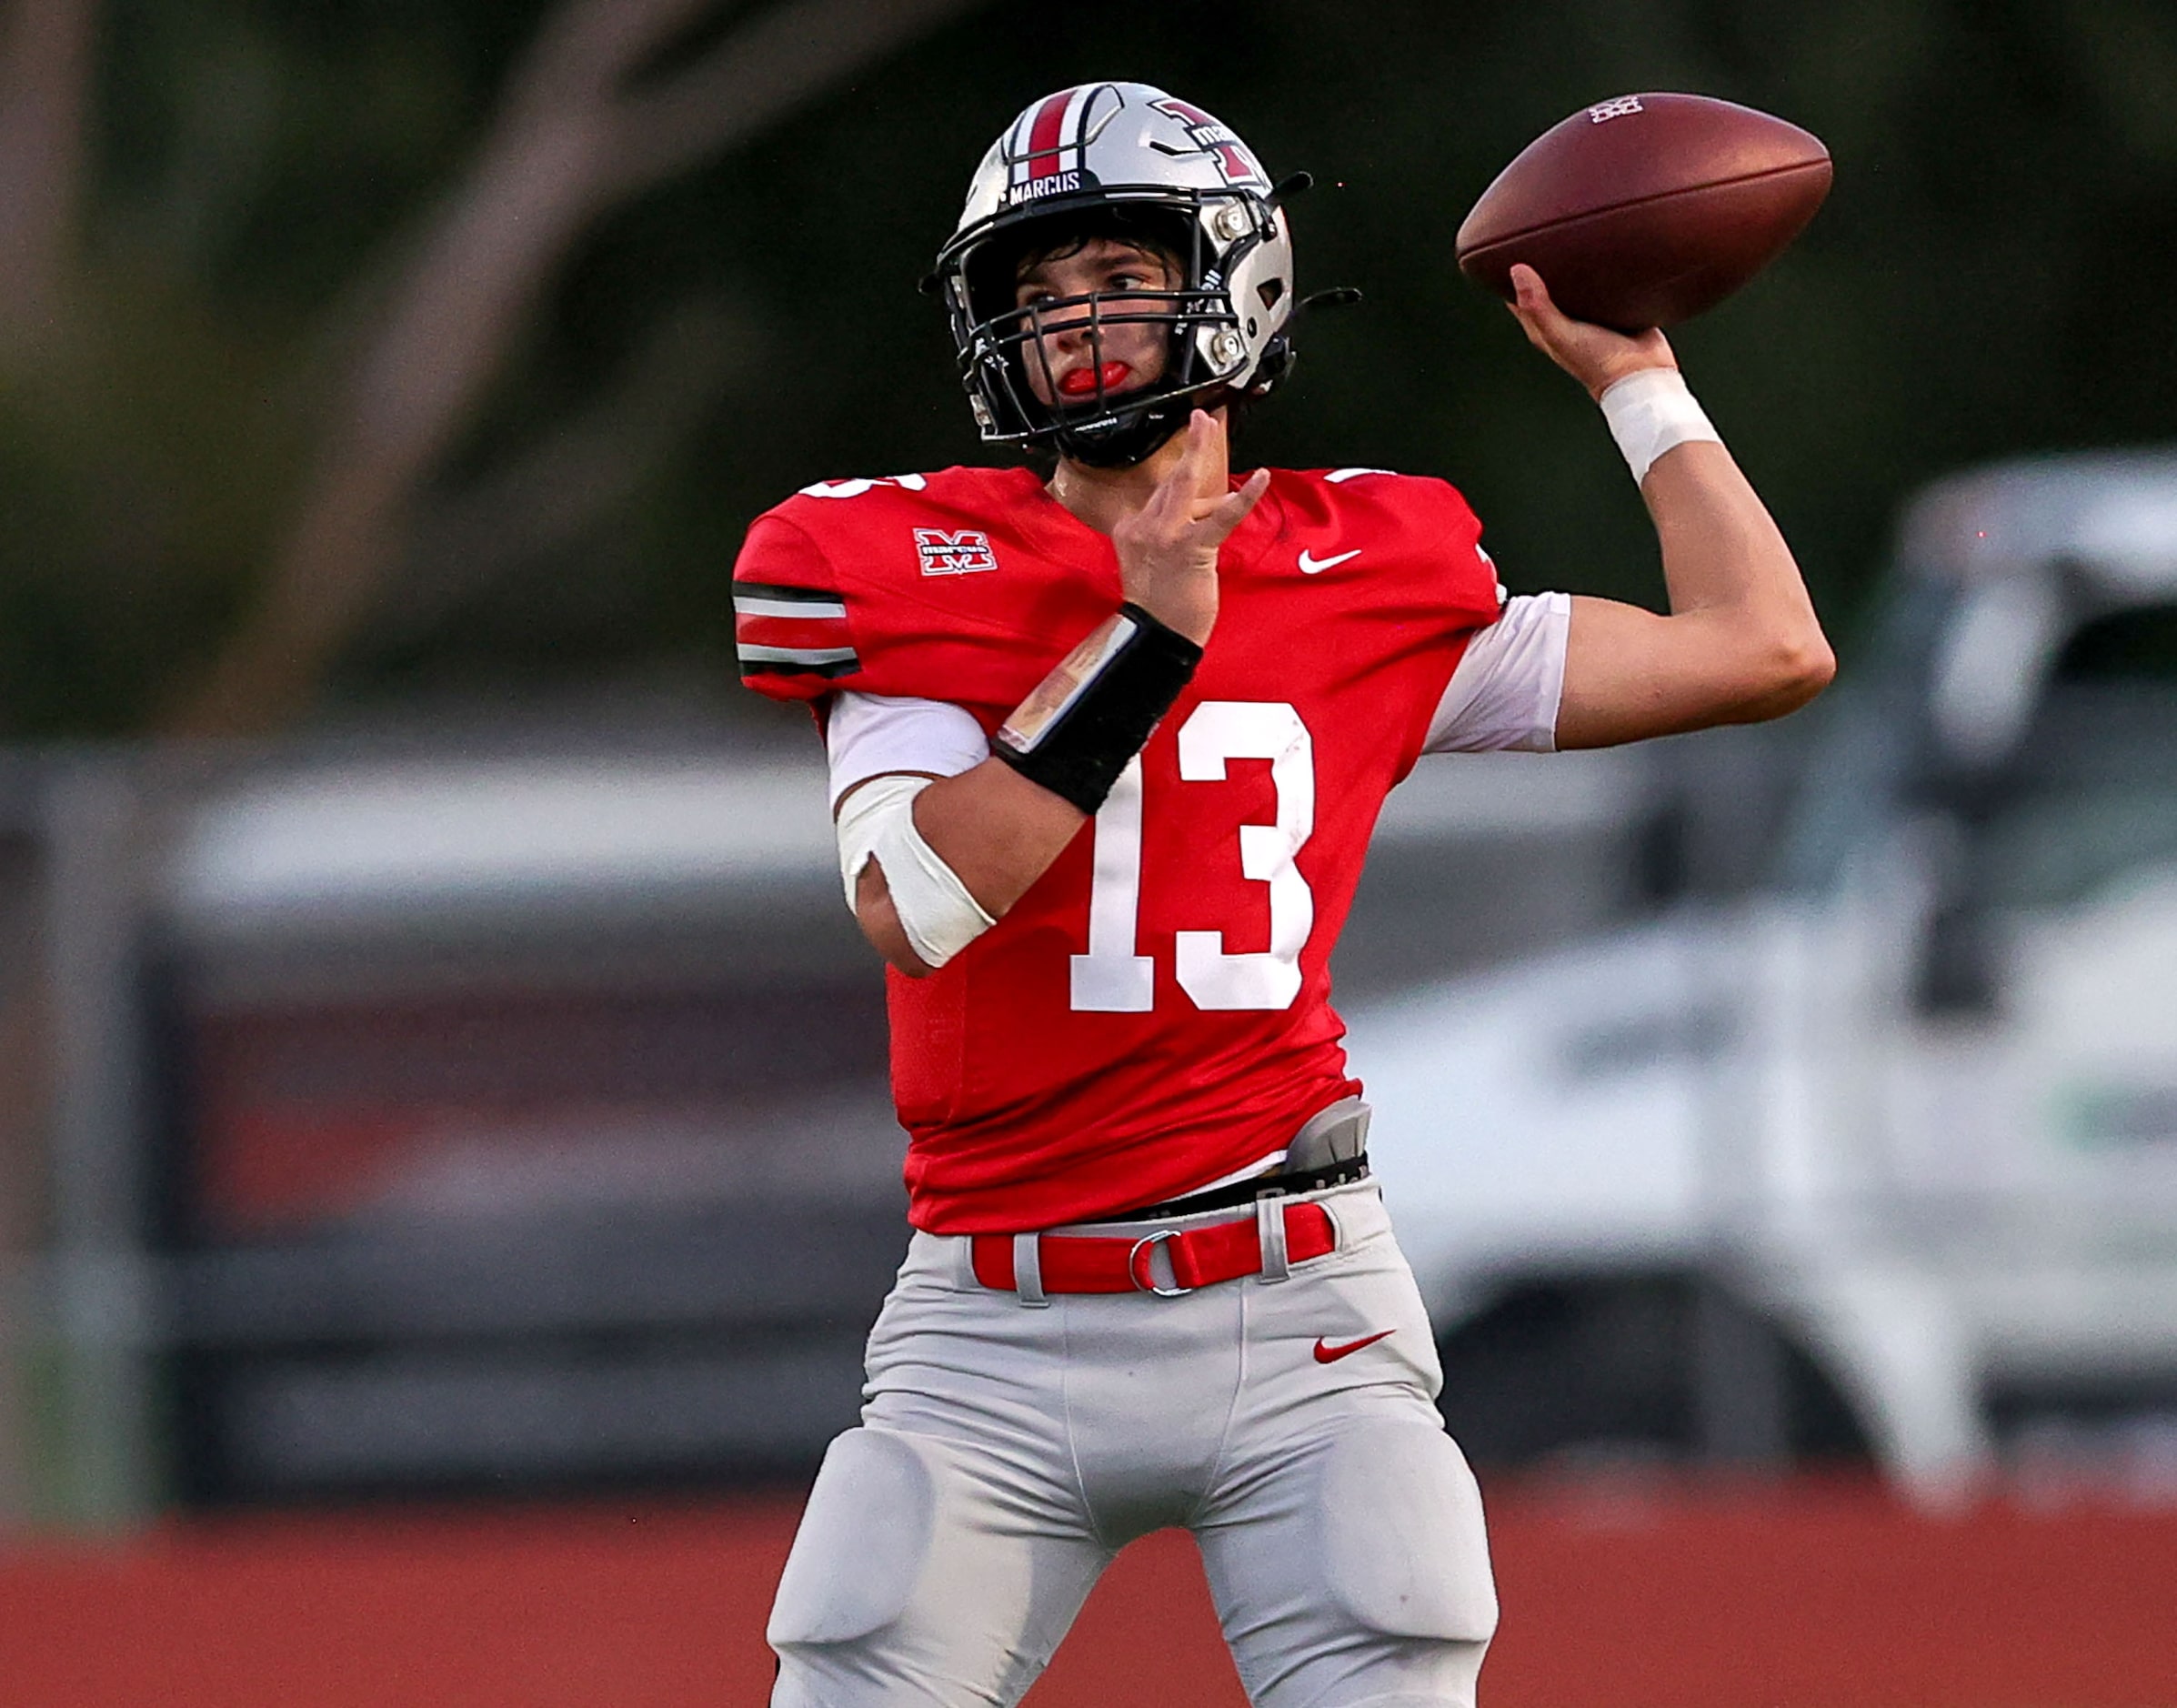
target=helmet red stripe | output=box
[1153,95,1214,127]
[1025,88,1076,180]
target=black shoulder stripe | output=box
[735,580,843,605]
[740,655,862,681]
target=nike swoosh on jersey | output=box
[1298,548,1361,575]
[1312,1329,1395,1364]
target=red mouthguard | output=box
[1059,362,1130,397]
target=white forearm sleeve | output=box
[835,773,995,969]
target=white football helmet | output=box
[930,82,1300,467]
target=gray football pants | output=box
[767,1181,1498,1707]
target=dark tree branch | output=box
[0,0,98,350]
[375,299,748,647]
[163,0,987,738]
[605,0,987,199]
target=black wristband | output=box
[992,603,1203,813]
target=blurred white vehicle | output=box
[1354,449,2177,1500]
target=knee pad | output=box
[767,1428,938,1650]
[1319,1418,1498,1643]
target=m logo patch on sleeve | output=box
[916,528,999,577]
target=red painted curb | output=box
[0,1479,2171,1707]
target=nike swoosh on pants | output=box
[1312,1329,1395,1363]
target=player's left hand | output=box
[1508,263,1676,401]
[1110,409,1271,646]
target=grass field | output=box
[2,1473,2173,1706]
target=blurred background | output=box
[5,0,2177,1702]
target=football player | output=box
[735,81,1831,1708]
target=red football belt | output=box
[971,1202,1337,1295]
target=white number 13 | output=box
[1068,699,1316,1013]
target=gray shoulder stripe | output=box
[738,643,858,668]
[735,592,848,620]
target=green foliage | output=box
[7,0,2177,733]
[0,265,304,733]
[0,0,490,733]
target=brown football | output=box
[1456,93,1831,332]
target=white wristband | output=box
[1599,367,1721,485]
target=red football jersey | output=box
[734,464,1500,1233]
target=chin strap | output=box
[1049,394,1201,467]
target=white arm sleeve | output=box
[1422,591,1572,754]
[826,691,990,809]
[826,692,998,969]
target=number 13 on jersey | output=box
[1069,699,1316,1013]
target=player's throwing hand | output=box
[1109,409,1272,645]
[1507,262,1676,401]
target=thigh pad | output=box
[1320,1418,1499,1643]
[767,1427,938,1647]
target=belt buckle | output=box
[1127,1229,1193,1297]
